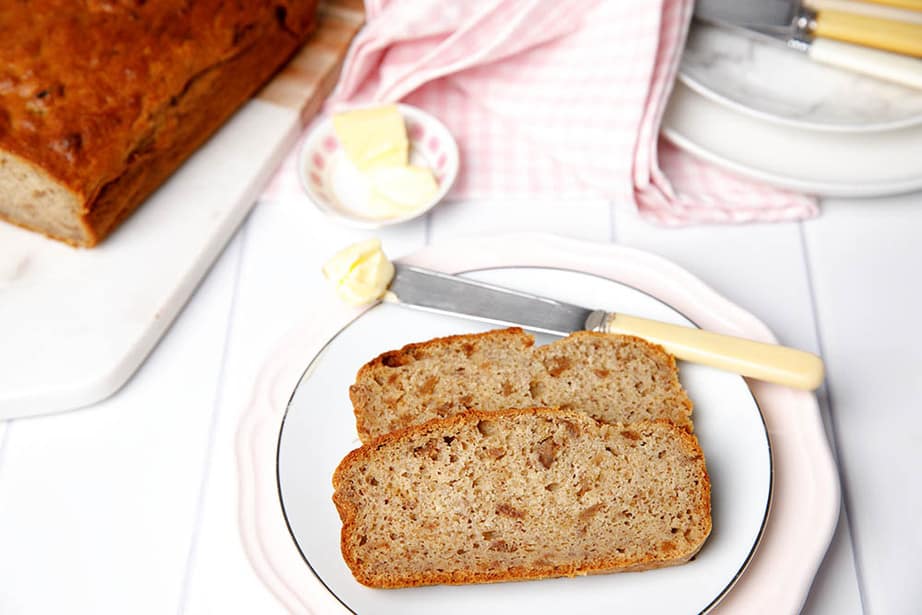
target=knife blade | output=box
[695,0,799,33]
[387,264,596,336]
[385,264,825,391]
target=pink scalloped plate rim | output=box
[236,234,840,614]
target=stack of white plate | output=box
[663,22,922,197]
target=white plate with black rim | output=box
[277,266,772,615]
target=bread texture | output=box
[0,0,318,247]
[350,328,693,442]
[332,408,711,588]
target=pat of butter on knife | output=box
[322,238,394,306]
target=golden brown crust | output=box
[332,408,712,589]
[0,0,319,246]
[352,327,534,375]
[346,550,705,589]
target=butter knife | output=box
[385,264,824,391]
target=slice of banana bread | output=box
[349,328,693,442]
[332,408,711,588]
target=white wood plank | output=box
[803,195,922,615]
[801,492,867,615]
[0,422,8,467]
[0,233,243,615]
[430,198,613,243]
[613,200,818,350]
[613,199,864,615]
[181,198,428,614]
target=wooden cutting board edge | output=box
[257,0,366,122]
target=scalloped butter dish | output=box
[298,104,459,228]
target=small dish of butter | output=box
[298,104,459,227]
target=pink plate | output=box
[236,234,839,614]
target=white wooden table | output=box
[0,191,919,614]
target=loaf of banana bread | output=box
[0,0,318,246]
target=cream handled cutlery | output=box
[696,0,922,89]
[385,264,825,391]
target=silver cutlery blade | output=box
[694,0,798,30]
[386,264,594,336]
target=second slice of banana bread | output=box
[349,328,693,442]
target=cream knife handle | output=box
[814,9,922,56]
[597,313,825,390]
[861,0,922,10]
[809,38,922,90]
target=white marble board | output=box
[0,1,364,419]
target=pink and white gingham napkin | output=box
[264,0,819,224]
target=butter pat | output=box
[332,106,408,171]
[369,165,440,213]
[322,238,395,306]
